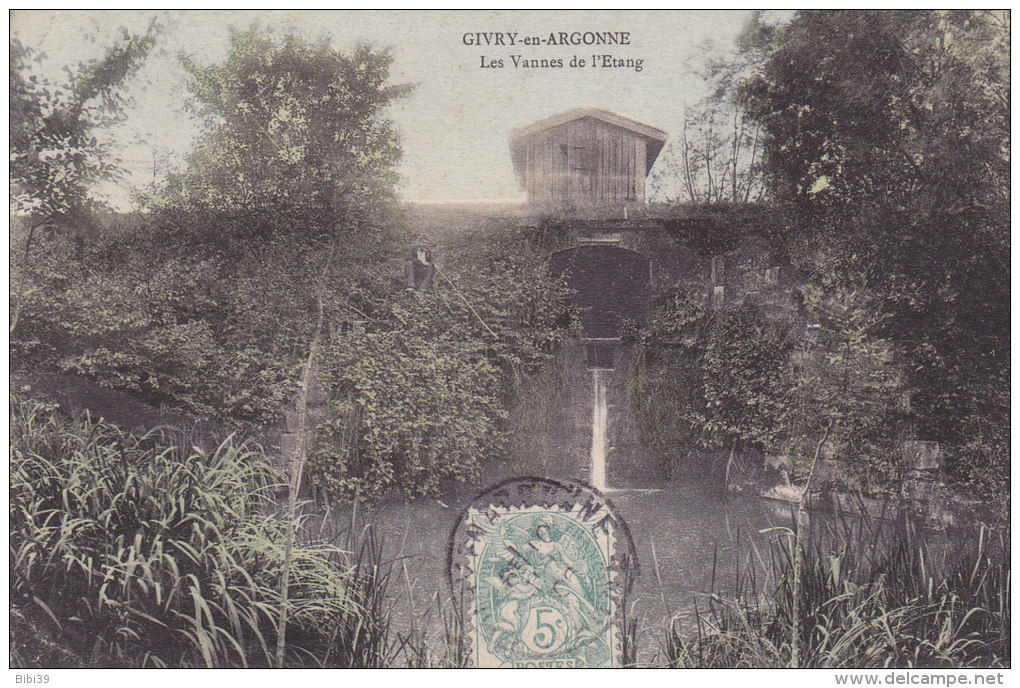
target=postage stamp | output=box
[10,8,1007,674]
[448,478,635,668]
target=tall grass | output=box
[665,510,1010,668]
[9,395,370,667]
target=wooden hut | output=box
[509,106,668,207]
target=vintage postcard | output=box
[9,9,1010,676]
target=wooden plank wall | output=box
[524,118,647,206]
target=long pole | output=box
[435,266,499,339]
[276,249,330,668]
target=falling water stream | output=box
[590,368,608,491]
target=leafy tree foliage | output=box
[634,285,911,493]
[10,26,158,234]
[633,290,794,473]
[10,229,310,423]
[10,25,159,337]
[151,30,409,247]
[783,287,911,490]
[740,11,1009,496]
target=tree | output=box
[152,30,410,247]
[650,13,775,204]
[740,11,1009,496]
[10,25,158,235]
[11,24,159,335]
[12,30,416,430]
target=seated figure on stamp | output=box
[522,522,601,633]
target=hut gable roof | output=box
[509,106,668,183]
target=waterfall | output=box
[590,369,608,491]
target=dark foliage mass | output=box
[639,10,1008,501]
[308,220,573,502]
[10,25,158,234]
[740,10,1009,498]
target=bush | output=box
[780,286,911,490]
[308,221,572,502]
[9,395,369,667]
[633,289,794,474]
[10,227,359,425]
[149,31,408,249]
[634,285,911,492]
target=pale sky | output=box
[11,10,782,207]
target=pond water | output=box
[314,473,975,666]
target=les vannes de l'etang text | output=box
[464,31,644,72]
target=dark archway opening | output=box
[551,245,651,340]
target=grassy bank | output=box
[9,396,394,667]
[665,516,1010,668]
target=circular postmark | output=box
[447,478,637,668]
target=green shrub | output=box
[634,289,794,473]
[780,286,911,490]
[9,395,368,667]
[310,320,502,502]
[10,229,339,424]
[308,222,572,502]
[634,285,911,492]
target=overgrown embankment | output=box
[10,207,575,503]
[633,280,908,495]
[632,205,1006,513]
[307,216,574,502]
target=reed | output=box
[665,509,1010,669]
[9,396,370,667]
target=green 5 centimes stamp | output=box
[447,479,637,668]
[472,507,613,667]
